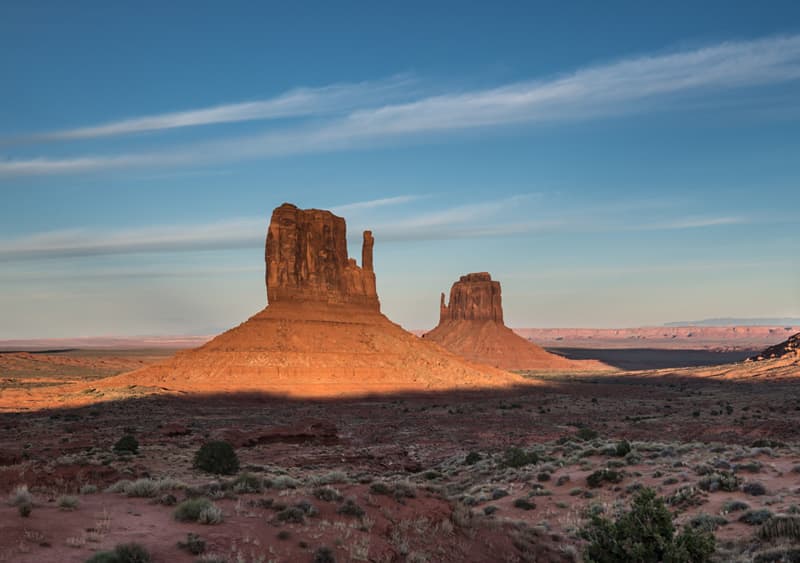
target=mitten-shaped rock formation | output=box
[266,203,378,309]
[440,273,503,323]
[426,273,611,372]
[85,204,524,400]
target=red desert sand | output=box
[424,273,610,371]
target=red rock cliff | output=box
[265,203,379,310]
[440,272,503,323]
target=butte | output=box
[423,273,610,371]
[97,204,523,398]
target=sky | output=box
[1,1,799,338]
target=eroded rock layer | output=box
[426,273,610,372]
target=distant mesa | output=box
[88,203,523,399]
[425,272,611,372]
[748,332,800,362]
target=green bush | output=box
[501,447,539,468]
[113,435,139,455]
[586,469,623,488]
[465,451,481,465]
[85,543,151,563]
[697,471,740,492]
[739,509,773,526]
[513,498,536,510]
[581,488,715,563]
[174,497,216,522]
[193,441,239,475]
[18,502,32,517]
[615,440,632,457]
[337,498,365,517]
[576,427,599,441]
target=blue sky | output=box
[1,1,799,338]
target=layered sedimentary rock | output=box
[89,204,522,399]
[426,273,610,372]
[440,272,503,323]
[266,203,378,309]
[748,333,800,362]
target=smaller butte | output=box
[424,272,611,372]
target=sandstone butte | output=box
[74,204,527,401]
[423,273,611,371]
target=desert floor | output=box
[0,349,799,562]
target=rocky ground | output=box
[1,362,799,562]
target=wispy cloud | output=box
[4,75,415,143]
[0,193,757,262]
[2,34,799,177]
[331,194,424,214]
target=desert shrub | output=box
[310,470,347,486]
[586,469,623,488]
[698,471,740,492]
[295,500,318,517]
[492,488,509,500]
[337,498,365,517]
[722,499,750,513]
[58,495,79,510]
[198,504,223,525]
[537,472,551,482]
[270,475,299,489]
[313,486,343,502]
[8,484,32,506]
[85,543,151,563]
[177,533,206,555]
[739,509,773,525]
[513,498,535,510]
[113,435,139,455]
[313,547,336,563]
[580,488,715,563]
[18,502,32,517]
[392,481,417,500]
[80,484,98,495]
[501,447,539,468]
[193,441,239,475]
[753,547,800,563]
[465,451,481,465]
[556,475,570,486]
[576,427,599,441]
[277,506,306,523]
[735,461,762,473]
[667,486,704,510]
[743,481,767,496]
[758,515,800,542]
[231,472,262,493]
[174,498,216,522]
[369,482,391,495]
[277,530,291,540]
[688,513,728,532]
[483,505,499,515]
[615,440,632,457]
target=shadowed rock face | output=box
[440,272,503,323]
[749,332,800,361]
[265,203,378,310]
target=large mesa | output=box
[79,204,524,400]
[426,272,610,372]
